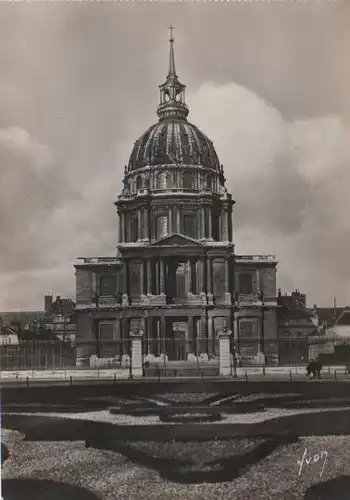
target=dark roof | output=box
[335,310,350,327]
[0,311,42,327]
[316,308,345,327]
[128,119,221,172]
[278,304,315,321]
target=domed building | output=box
[74,30,279,368]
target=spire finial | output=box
[168,24,176,76]
[157,26,189,121]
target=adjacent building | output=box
[38,295,76,341]
[74,32,279,367]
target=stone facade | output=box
[73,32,279,367]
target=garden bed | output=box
[3,427,350,499]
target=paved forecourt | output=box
[0,365,347,386]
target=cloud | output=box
[190,82,350,304]
[0,125,129,310]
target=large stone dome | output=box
[128,119,221,172]
[127,29,222,175]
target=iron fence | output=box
[234,336,350,366]
[0,340,76,370]
[0,339,131,371]
[1,336,349,371]
[142,336,219,362]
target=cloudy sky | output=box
[1,1,350,311]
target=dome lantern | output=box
[157,25,189,121]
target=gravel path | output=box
[3,428,350,500]
[6,404,350,426]
[3,405,350,499]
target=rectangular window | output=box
[213,212,220,241]
[183,214,197,238]
[99,276,116,297]
[99,322,115,342]
[239,273,254,294]
[239,320,258,349]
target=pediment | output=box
[150,233,203,247]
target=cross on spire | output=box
[168,25,176,77]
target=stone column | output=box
[199,316,207,355]
[201,207,205,239]
[121,318,129,355]
[218,328,232,376]
[115,318,121,339]
[145,316,151,355]
[195,260,200,295]
[222,209,229,242]
[122,261,129,306]
[137,210,142,241]
[145,207,150,241]
[176,206,181,233]
[168,207,173,234]
[140,261,145,296]
[160,314,167,357]
[91,273,97,305]
[207,316,214,356]
[187,260,192,294]
[199,259,205,293]
[118,215,122,243]
[147,259,152,295]
[206,258,213,304]
[140,209,144,240]
[159,260,165,294]
[187,316,194,356]
[224,258,231,305]
[227,210,232,242]
[127,216,132,243]
[208,208,212,239]
[218,211,222,242]
[130,330,144,378]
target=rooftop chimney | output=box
[44,294,53,315]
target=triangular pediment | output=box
[150,233,204,247]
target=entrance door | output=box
[175,263,187,302]
[172,320,187,361]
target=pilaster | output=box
[168,207,173,234]
[147,259,152,295]
[217,328,232,376]
[208,208,213,240]
[206,257,214,305]
[129,329,144,378]
[176,206,181,233]
[187,316,193,356]
[200,207,205,239]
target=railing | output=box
[0,340,76,371]
[236,255,276,262]
[142,337,219,361]
[76,257,120,265]
[0,339,131,371]
[3,337,350,372]
[237,294,277,306]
